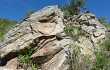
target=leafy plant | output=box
[101,37,110,51]
[68,0,86,15]
[80,54,94,70]
[98,17,110,28]
[18,45,35,69]
[0,18,18,41]
[59,0,86,18]
[26,10,35,17]
[31,64,37,70]
[92,37,110,70]
[64,24,86,39]
[92,50,109,70]
[69,44,81,70]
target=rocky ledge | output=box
[0,6,107,70]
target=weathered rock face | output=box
[0,6,71,70]
[80,12,106,43]
[65,11,106,54]
[0,5,64,65]
[5,58,18,69]
[42,47,70,70]
[0,6,107,70]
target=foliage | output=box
[31,64,37,70]
[0,18,18,41]
[63,11,71,18]
[70,44,94,70]
[68,0,86,15]
[69,44,81,70]
[59,4,70,18]
[64,24,86,39]
[101,37,110,51]
[92,37,110,70]
[60,0,86,18]
[98,17,110,28]
[92,50,109,70]
[26,9,35,17]
[98,17,107,24]
[18,45,35,69]
[70,44,81,56]
[81,54,92,66]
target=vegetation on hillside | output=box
[25,10,35,17]
[17,45,37,69]
[0,0,110,70]
[61,0,110,70]
[64,23,86,40]
[0,9,35,42]
[92,37,110,70]
[98,17,110,28]
[59,0,86,18]
[0,18,18,41]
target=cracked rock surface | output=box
[0,6,107,70]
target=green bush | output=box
[18,45,35,69]
[59,0,86,18]
[92,37,110,70]
[92,50,109,70]
[69,44,81,70]
[98,17,110,28]
[81,54,92,66]
[63,11,70,19]
[64,24,86,39]
[101,37,110,51]
[0,18,18,41]
[26,10,35,17]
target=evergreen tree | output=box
[26,10,35,17]
[60,0,86,17]
[68,0,86,15]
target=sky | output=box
[0,0,110,22]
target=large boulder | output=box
[0,5,64,66]
[0,5,73,70]
[42,47,71,70]
[0,6,107,70]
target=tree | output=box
[59,0,86,18]
[68,0,86,15]
[98,17,107,24]
[26,10,35,17]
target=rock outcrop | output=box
[0,6,107,70]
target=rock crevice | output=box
[0,6,107,70]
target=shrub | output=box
[63,11,71,19]
[92,50,109,70]
[98,17,110,28]
[69,44,81,70]
[0,18,18,42]
[64,24,86,39]
[70,44,94,70]
[59,0,86,18]
[81,54,92,66]
[18,45,35,69]
[92,37,110,70]
[101,37,110,51]
[26,10,35,17]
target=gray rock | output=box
[0,5,108,70]
[42,47,71,70]
[0,5,64,66]
[0,67,14,70]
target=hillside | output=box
[0,6,110,70]
[0,18,18,42]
